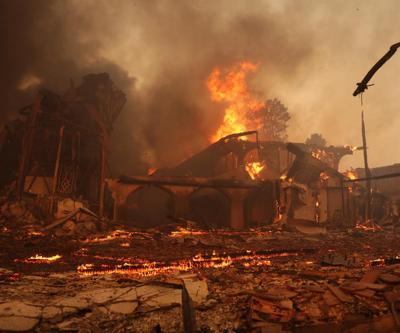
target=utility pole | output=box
[361,111,372,221]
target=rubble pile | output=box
[0,200,44,237]
[1,221,400,332]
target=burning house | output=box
[107,129,361,230]
[108,131,277,229]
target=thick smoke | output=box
[1,0,400,173]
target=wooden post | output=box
[99,136,106,217]
[17,96,41,199]
[340,178,346,223]
[361,111,372,221]
[50,126,65,217]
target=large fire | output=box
[206,61,264,142]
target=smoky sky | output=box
[1,0,400,174]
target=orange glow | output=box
[170,228,272,238]
[206,62,264,142]
[344,170,357,180]
[245,161,266,180]
[170,226,208,238]
[319,172,329,181]
[344,145,360,152]
[311,149,329,160]
[15,254,62,264]
[355,220,382,232]
[76,251,295,278]
[147,167,157,176]
[81,229,150,244]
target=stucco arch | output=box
[119,185,175,228]
[188,187,230,228]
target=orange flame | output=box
[15,254,62,264]
[344,170,357,180]
[245,161,265,180]
[206,62,264,142]
[76,250,298,278]
[147,167,157,176]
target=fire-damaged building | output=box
[1,96,364,230]
[107,131,362,229]
[0,73,126,221]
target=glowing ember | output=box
[311,148,329,160]
[355,220,382,232]
[315,197,321,223]
[28,231,45,236]
[319,172,329,181]
[147,167,157,175]
[81,229,150,244]
[370,256,400,266]
[77,249,302,278]
[344,145,361,152]
[170,227,208,238]
[245,161,266,180]
[206,61,264,142]
[169,227,272,238]
[344,169,357,180]
[15,254,62,264]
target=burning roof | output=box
[286,143,345,185]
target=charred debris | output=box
[2,74,400,332]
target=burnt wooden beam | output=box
[353,42,400,96]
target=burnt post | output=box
[99,135,106,217]
[49,126,65,216]
[361,111,372,221]
[17,96,41,199]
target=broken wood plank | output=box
[384,291,400,327]
[360,270,381,283]
[380,273,400,284]
[323,290,340,307]
[44,207,99,230]
[362,282,387,291]
[251,297,278,316]
[352,289,376,298]
[341,281,386,292]
[327,284,353,303]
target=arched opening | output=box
[119,186,174,228]
[245,183,275,227]
[188,187,230,228]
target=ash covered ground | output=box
[2,202,400,332]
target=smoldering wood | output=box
[44,207,99,230]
